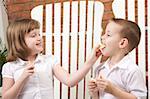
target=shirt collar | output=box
[103,54,131,70]
[16,54,43,66]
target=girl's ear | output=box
[119,38,129,48]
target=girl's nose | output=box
[101,34,104,40]
[37,35,42,40]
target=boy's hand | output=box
[96,76,113,94]
[88,78,99,97]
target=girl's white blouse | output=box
[2,54,58,99]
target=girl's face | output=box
[101,21,123,57]
[25,29,43,55]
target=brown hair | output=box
[6,19,40,62]
[110,18,141,52]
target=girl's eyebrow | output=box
[29,30,36,34]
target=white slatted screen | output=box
[31,0,149,98]
[31,1,103,99]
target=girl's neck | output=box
[27,54,37,62]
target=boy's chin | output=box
[101,52,109,57]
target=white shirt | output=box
[2,54,58,99]
[94,55,147,99]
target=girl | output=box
[2,19,102,99]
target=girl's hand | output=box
[88,78,99,97]
[21,62,35,80]
[88,44,102,61]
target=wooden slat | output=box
[62,2,70,99]
[112,0,125,19]
[31,5,43,38]
[70,1,78,99]
[54,3,61,99]
[148,0,150,98]
[127,0,136,64]
[45,4,52,55]
[86,2,94,99]
[78,1,86,99]
[137,0,146,80]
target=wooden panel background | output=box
[31,0,149,99]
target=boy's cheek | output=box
[101,50,109,56]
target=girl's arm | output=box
[53,45,102,87]
[2,77,27,99]
[2,65,34,99]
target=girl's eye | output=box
[31,33,36,37]
[107,34,110,36]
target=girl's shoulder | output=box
[38,54,58,64]
[39,54,56,60]
[3,61,16,68]
[2,61,16,74]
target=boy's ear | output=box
[119,38,129,48]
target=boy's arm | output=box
[110,84,137,99]
[53,45,102,87]
[96,78,137,99]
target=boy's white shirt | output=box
[2,54,58,99]
[95,54,147,99]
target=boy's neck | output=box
[108,53,126,68]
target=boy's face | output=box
[101,21,124,57]
[25,29,43,55]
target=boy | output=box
[88,18,147,99]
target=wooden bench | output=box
[31,0,149,98]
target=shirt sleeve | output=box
[126,68,147,98]
[52,56,59,67]
[2,62,14,78]
[46,55,59,69]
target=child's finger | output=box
[96,49,102,57]
[98,73,105,79]
[26,65,34,70]
[90,78,96,83]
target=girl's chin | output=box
[36,49,43,53]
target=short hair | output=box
[109,18,141,52]
[6,19,40,62]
